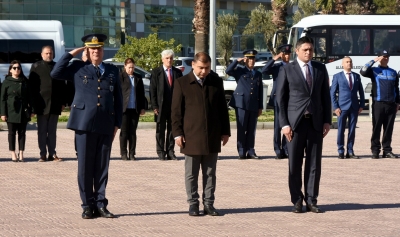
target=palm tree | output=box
[193,0,210,53]
[271,0,299,30]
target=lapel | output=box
[311,61,317,93]
[159,66,165,88]
[293,60,310,93]
[88,64,97,79]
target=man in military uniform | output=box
[261,44,292,159]
[50,34,123,219]
[360,50,399,159]
[226,50,263,159]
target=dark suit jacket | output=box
[171,71,231,155]
[29,60,67,115]
[261,59,284,106]
[330,71,365,111]
[50,53,123,136]
[276,60,331,131]
[120,71,146,113]
[225,60,263,112]
[150,65,183,122]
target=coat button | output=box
[97,103,100,106]
[73,105,76,107]
[98,79,101,82]
[98,87,100,90]
[250,92,253,94]
[98,95,101,98]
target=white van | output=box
[0,20,65,81]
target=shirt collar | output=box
[163,65,171,71]
[296,57,311,68]
[193,71,205,84]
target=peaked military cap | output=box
[82,34,107,48]
[378,49,389,57]
[243,49,258,58]
[278,44,292,53]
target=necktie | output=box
[304,64,312,90]
[304,64,313,114]
[167,68,172,86]
[348,73,353,90]
[95,66,101,78]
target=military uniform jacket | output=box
[261,59,283,107]
[0,76,32,123]
[225,60,263,112]
[50,53,123,135]
[171,71,231,155]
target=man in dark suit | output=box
[119,58,146,161]
[225,50,263,159]
[171,52,230,216]
[29,45,67,162]
[150,50,183,160]
[51,34,123,219]
[330,57,364,159]
[276,36,331,213]
[261,44,292,159]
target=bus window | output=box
[332,29,370,55]
[374,29,400,55]
[0,39,55,63]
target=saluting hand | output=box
[69,47,86,57]
[176,136,185,148]
[221,135,229,146]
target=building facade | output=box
[0,0,271,58]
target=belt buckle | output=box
[304,114,311,118]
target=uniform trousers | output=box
[120,108,140,156]
[156,109,174,156]
[336,108,359,154]
[7,122,28,151]
[185,153,218,206]
[287,117,322,205]
[37,114,59,157]
[273,103,287,155]
[371,101,397,153]
[76,130,112,209]
[235,108,258,157]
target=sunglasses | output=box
[12,67,21,70]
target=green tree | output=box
[216,12,238,70]
[243,5,276,54]
[193,0,209,53]
[113,33,182,71]
[272,0,299,30]
[292,0,317,24]
[374,0,399,14]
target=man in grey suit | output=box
[276,37,331,214]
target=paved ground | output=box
[1,118,400,236]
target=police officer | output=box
[226,50,263,159]
[360,50,399,159]
[50,34,123,219]
[261,44,292,159]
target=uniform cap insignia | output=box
[91,36,98,44]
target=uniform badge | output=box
[108,74,114,92]
[83,76,88,84]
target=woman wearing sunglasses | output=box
[0,60,34,162]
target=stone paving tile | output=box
[0,121,400,236]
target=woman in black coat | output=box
[0,60,34,162]
[119,58,146,160]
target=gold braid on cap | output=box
[85,36,104,47]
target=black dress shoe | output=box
[292,202,303,213]
[338,153,344,159]
[275,154,283,159]
[82,207,93,219]
[346,153,359,159]
[247,154,260,159]
[282,153,289,159]
[121,154,129,161]
[306,204,323,213]
[168,154,178,160]
[203,204,219,216]
[372,153,380,159]
[383,152,398,158]
[97,207,115,218]
[130,154,136,160]
[238,156,247,160]
[189,204,199,216]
